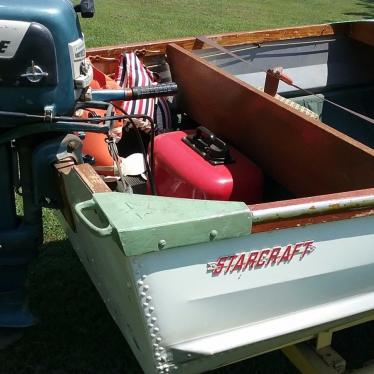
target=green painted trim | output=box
[89,192,251,256]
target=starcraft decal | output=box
[207,240,315,276]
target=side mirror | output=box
[74,0,95,18]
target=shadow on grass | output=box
[334,321,374,370]
[0,238,372,373]
[0,239,141,374]
[345,0,374,19]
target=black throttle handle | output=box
[91,83,178,102]
[130,82,178,100]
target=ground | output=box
[80,0,374,47]
[0,0,373,373]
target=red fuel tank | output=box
[152,128,263,204]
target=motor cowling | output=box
[0,0,92,123]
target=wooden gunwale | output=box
[87,22,349,62]
[86,21,372,78]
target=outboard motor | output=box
[0,0,177,346]
[0,0,94,121]
[0,0,96,346]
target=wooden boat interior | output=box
[193,32,374,145]
[87,21,374,208]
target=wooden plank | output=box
[56,163,111,193]
[316,332,333,351]
[283,343,347,374]
[87,22,348,62]
[74,164,111,193]
[166,43,374,198]
[282,343,340,374]
[349,21,374,47]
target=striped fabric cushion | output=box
[155,96,172,133]
[116,52,155,120]
[115,52,172,133]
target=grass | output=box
[1,0,374,373]
[80,0,374,47]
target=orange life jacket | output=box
[79,64,124,177]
